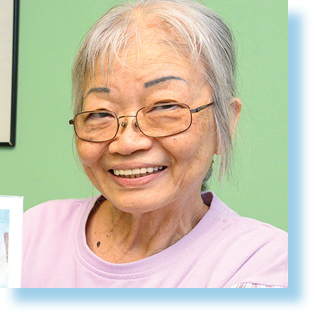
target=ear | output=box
[215,97,242,155]
[230,97,242,139]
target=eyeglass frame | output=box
[69,101,214,143]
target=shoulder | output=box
[24,198,91,225]
[23,197,99,240]
[224,219,288,287]
[201,192,288,287]
[22,196,100,260]
[24,197,94,218]
[205,191,287,244]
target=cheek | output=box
[165,119,216,170]
[76,139,106,168]
[76,140,108,192]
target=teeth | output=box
[132,168,140,175]
[125,169,132,176]
[113,167,165,178]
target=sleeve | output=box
[230,283,286,288]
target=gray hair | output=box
[72,0,237,181]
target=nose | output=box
[108,115,153,155]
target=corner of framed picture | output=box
[0,0,19,147]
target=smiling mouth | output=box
[110,166,166,178]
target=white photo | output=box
[0,195,23,288]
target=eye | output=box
[85,111,114,121]
[149,103,181,112]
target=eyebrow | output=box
[85,76,188,96]
[85,87,110,97]
[144,76,189,88]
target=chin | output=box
[106,187,174,215]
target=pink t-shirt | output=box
[21,192,288,288]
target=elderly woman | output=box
[22,0,287,288]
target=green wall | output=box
[0,0,288,231]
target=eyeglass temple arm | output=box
[190,102,214,114]
[69,119,74,125]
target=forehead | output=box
[85,27,203,89]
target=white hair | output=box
[72,0,238,182]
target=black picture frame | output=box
[0,0,19,147]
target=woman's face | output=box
[76,33,218,215]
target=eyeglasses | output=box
[69,102,213,143]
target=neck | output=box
[86,192,209,263]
